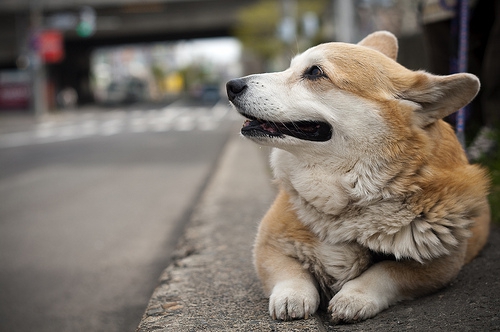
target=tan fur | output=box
[228,31,491,323]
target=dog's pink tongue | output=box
[261,122,278,133]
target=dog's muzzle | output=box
[226,78,332,142]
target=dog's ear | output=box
[358,31,398,61]
[402,72,480,127]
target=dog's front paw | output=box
[269,280,320,320]
[328,280,388,324]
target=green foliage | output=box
[178,63,217,92]
[234,1,282,61]
[151,65,165,82]
[233,0,327,62]
[487,163,500,224]
[478,147,500,224]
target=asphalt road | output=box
[0,101,237,332]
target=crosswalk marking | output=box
[0,102,239,149]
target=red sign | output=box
[0,71,31,109]
[0,84,30,109]
[40,30,64,63]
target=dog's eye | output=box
[304,65,324,79]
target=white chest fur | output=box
[271,149,471,264]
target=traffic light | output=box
[76,6,95,38]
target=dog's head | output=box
[226,31,479,160]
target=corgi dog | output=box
[226,31,490,323]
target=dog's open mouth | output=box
[241,116,332,142]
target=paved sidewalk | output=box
[137,131,500,331]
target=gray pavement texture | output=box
[137,131,500,332]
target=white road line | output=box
[130,117,147,133]
[175,115,195,131]
[57,126,76,138]
[198,121,218,131]
[81,120,98,136]
[100,119,125,136]
[35,126,55,138]
[0,103,234,148]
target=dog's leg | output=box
[254,190,320,320]
[328,243,466,323]
[257,244,320,320]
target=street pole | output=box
[30,0,47,119]
[334,0,356,43]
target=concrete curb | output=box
[136,131,328,331]
[137,131,500,331]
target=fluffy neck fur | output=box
[270,121,488,263]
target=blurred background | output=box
[3,1,498,332]
[0,0,425,114]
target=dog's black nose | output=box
[226,78,247,101]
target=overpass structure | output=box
[0,0,257,107]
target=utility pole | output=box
[30,0,47,118]
[334,0,356,43]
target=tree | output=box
[233,0,328,65]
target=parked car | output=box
[101,77,147,105]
